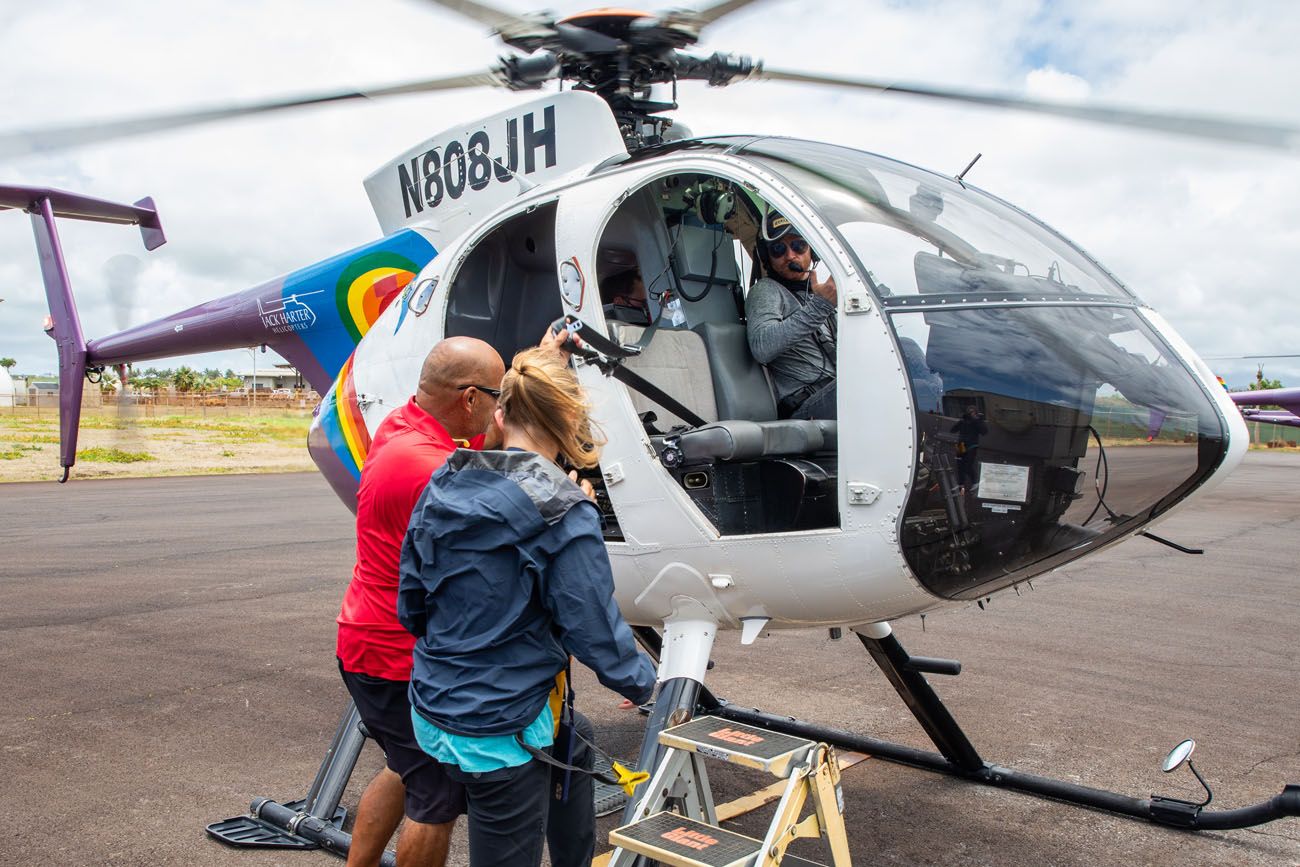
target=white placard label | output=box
[978,463,1030,502]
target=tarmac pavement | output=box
[1,452,1298,866]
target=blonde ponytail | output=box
[500,347,605,469]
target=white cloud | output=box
[1024,67,1091,101]
[1,0,1298,389]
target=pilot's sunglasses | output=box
[768,238,810,257]
[457,384,502,399]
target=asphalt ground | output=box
[1,451,1297,866]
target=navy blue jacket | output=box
[398,449,657,737]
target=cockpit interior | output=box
[594,171,842,538]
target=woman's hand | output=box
[568,469,596,501]
[539,325,584,357]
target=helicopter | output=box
[4,0,1300,860]
[1232,386,1300,429]
[1209,358,1300,430]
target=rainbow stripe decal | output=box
[336,252,419,343]
[292,229,436,382]
[318,354,372,481]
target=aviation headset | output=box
[682,179,736,226]
[669,179,741,305]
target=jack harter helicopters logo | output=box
[258,290,323,334]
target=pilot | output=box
[746,211,838,419]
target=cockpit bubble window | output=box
[891,305,1226,599]
[728,138,1136,303]
[707,137,1230,596]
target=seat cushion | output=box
[675,419,833,462]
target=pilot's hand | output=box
[568,469,596,501]
[540,324,584,357]
[811,274,837,306]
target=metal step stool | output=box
[609,716,851,867]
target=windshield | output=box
[888,306,1226,598]
[731,137,1133,303]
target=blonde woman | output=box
[398,346,656,867]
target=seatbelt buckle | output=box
[610,761,650,797]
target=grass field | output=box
[0,407,316,482]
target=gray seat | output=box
[692,321,779,422]
[691,320,837,454]
[612,324,718,429]
[610,319,837,463]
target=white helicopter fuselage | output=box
[325,92,1247,657]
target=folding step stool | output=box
[608,716,851,867]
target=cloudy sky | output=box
[1,0,1298,388]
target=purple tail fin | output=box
[0,184,166,481]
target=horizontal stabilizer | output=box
[0,184,165,250]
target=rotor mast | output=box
[489,8,760,150]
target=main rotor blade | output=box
[685,0,766,27]
[758,67,1300,153]
[418,0,552,38]
[0,71,502,160]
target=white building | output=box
[237,364,303,391]
[0,366,14,408]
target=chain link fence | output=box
[3,389,319,419]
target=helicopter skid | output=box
[696,626,1300,834]
[205,701,390,865]
[206,798,359,859]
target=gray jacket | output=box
[745,276,837,408]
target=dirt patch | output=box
[0,408,316,482]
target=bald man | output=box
[337,336,505,867]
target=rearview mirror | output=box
[1162,738,1196,773]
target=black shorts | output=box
[338,661,467,825]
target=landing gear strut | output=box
[206,701,395,866]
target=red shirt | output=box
[336,398,478,680]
